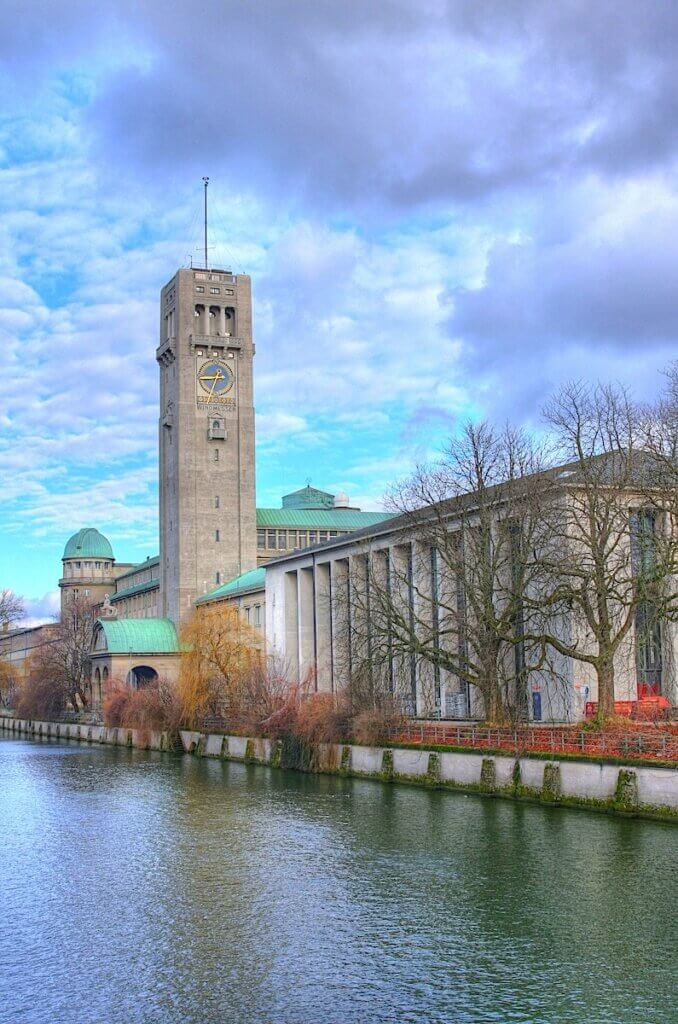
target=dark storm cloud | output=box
[2,0,677,425]
[452,204,678,359]
[68,0,678,209]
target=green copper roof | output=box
[95,618,178,654]
[196,567,266,605]
[256,509,393,529]
[63,528,114,560]
[110,579,160,603]
[282,486,335,510]
[114,555,160,583]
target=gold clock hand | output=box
[208,370,224,400]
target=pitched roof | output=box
[196,566,266,605]
[282,485,335,509]
[94,618,178,654]
[114,555,160,583]
[256,508,393,529]
[110,579,160,603]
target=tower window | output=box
[254,605,261,626]
[215,495,220,509]
[215,529,220,542]
[214,449,219,461]
[216,572,221,585]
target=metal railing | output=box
[389,721,678,761]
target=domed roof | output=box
[63,528,114,561]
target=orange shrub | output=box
[294,692,351,746]
[16,675,68,720]
[103,679,181,734]
[351,703,405,746]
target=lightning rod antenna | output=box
[203,176,209,269]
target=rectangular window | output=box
[214,449,219,461]
[215,529,220,542]
[216,571,221,585]
[210,287,220,294]
[75,561,81,567]
[195,285,205,292]
[215,495,220,508]
[245,606,251,623]
[257,529,266,549]
[288,530,297,548]
[254,605,261,626]
[267,529,276,548]
[95,561,101,568]
[329,531,338,538]
[309,531,317,544]
[297,531,307,548]
[319,531,328,542]
[278,530,286,549]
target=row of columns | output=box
[193,305,235,337]
[281,544,470,717]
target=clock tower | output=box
[156,267,257,627]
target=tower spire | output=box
[202,176,209,269]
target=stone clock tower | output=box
[156,267,257,627]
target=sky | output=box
[1,0,677,620]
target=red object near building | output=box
[585,694,671,719]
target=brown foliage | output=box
[351,703,407,745]
[178,604,265,728]
[294,692,351,746]
[16,662,68,720]
[0,660,19,709]
[103,678,181,733]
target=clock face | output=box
[197,359,234,398]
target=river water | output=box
[0,737,675,1024]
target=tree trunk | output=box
[595,658,616,722]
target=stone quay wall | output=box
[3,716,676,821]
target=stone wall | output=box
[3,717,676,820]
[1,717,171,752]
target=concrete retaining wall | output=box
[1,717,170,752]
[174,730,677,820]
[3,717,676,820]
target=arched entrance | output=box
[128,665,158,689]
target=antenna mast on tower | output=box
[202,176,209,269]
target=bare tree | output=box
[0,589,24,628]
[35,594,96,710]
[338,422,559,723]
[532,381,678,721]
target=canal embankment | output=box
[2,715,677,821]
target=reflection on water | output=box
[0,737,675,1024]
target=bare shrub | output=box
[352,703,406,746]
[103,678,181,734]
[16,669,68,720]
[294,692,351,746]
[103,684,131,727]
